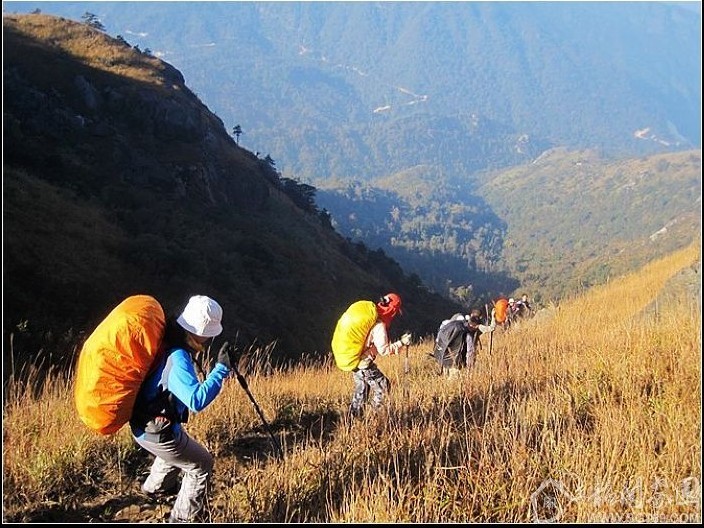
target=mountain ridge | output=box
[9,2,700,168]
[3,12,461,373]
[5,1,698,302]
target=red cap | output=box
[377,292,403,318]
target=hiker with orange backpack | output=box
[493,296,511,330]
[331,293,412,419]
[129,295,233,524]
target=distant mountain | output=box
[3,13,461,373]
[476,148,701,302]
[3,3,701,307]
[7,1,699,175]
[314,149,701,304]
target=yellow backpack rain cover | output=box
[331,300,378,371]
[74,295,165,435]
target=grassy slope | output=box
[3,242,700,522]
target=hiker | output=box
[466,308,496,355]
[332,293,412,419]
[433,308,495,379]
[434,313,466,345]
[493,296,511,329]
[129,295,233,524]
[515,293,533,316]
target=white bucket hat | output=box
[177,295,223,338]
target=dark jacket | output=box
[433,320,476,371]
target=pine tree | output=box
[232,124,243,145]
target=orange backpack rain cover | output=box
[74,295,165,435]
[494,298,509,324]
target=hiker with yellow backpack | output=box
[129,295,233,523]
[331,293,412,419]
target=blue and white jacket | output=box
[130,347,230,442]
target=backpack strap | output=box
[131,349,187,441]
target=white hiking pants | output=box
[135,428,214,523]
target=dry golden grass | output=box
[5,13,168,84]
[3,243,701,522]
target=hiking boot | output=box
[137,482,179,502]
[168,510,210,523]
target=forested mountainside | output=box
[3,13,461,374]
[316,148,701,304]
[5,1,700,305]
[476,148,701,301]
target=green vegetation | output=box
[476,148,701,303]
[316,149,700,305]
[316,165,511,304]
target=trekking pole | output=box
[485,304,493,357]
[230,361,284,459]
[403,344,410,398]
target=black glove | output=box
[217,341,233,370]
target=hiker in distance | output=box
[130,295,234,524]
[433,307,496,380]
[493,296,511,330]
[331,293,412,419]
[514,293,534,318]
[466,308,496,357]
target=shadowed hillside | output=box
[2,13,461,374]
